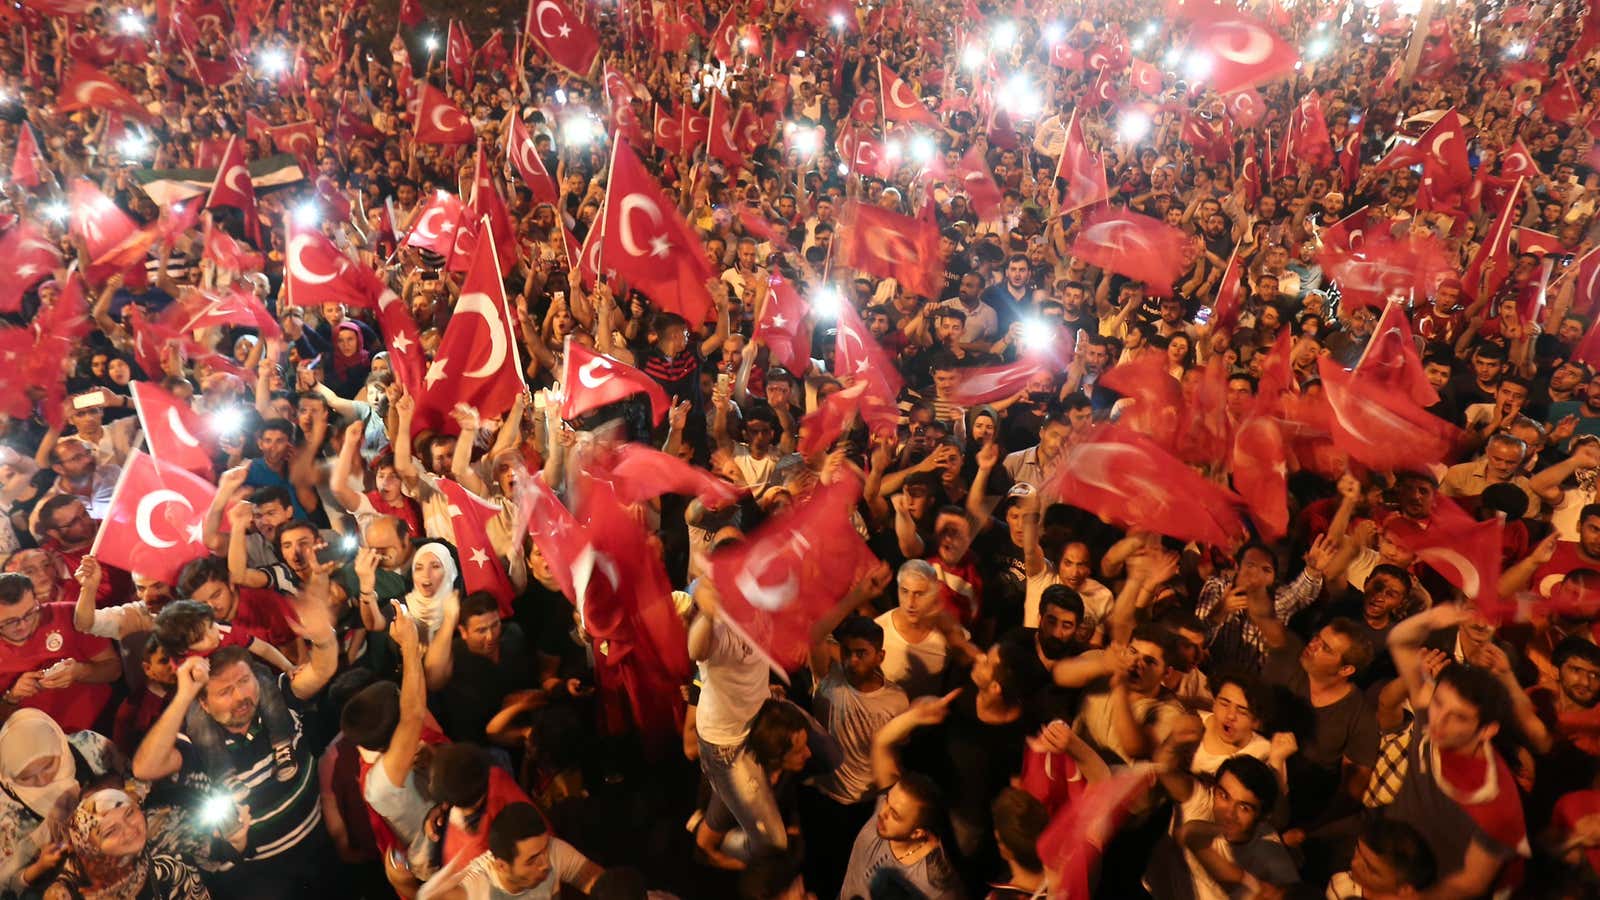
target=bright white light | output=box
[1163,46,1183,68]
[1505,41,1527,59]
[1305,38,1331,60]
[1004,73,1041,117]
[1132,37,1147,52]
[812,287,843,320]
[962,45,985,70]
[1044,22,1065,43]
[258,48,288,76]
[831,12,846,29]
[910,134,936,163]
[42,201,70,223]
[1117,110,1152,144]
[884,139,903,160]
[293,201,321,226]
[554,88,568,105]
[210,406,247,436]
[795,49,806,58]
[425,34,440,52]
[791,126,819,157]
[562,116,595,146]
[837,161,850,175]
[117,133,150,160]
[991,21,1018,51]
[341,534,359,551]
[1020,318,1054,351]
[1144,23,1160,38]
[199,793,234,826]
[117,10,145,34]
[1182,52,1213,82]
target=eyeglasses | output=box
[0,604,41,632]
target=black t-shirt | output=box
[432,624,539,743]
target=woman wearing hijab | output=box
[44,789,210,900]
[324,321,373,400]
[404,541,462,643]
[0,710,122,895]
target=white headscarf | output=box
[0,709,78,818]
[404,542,460,639]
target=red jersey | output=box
[0,602,114,731]
[231,587,300,648]
[365,490,423,538]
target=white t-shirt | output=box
[810,664,909,804]
[875,610,965,699]
[1023,571,1113,634]
[361,752,430,849]
[730,444,778,496]
[456,840,589,900]
[695,619,771,747]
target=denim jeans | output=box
[697,736,788,857]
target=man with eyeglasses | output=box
[37,436,121,521]
[0,571,122,730]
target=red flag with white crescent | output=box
[55,62,154,121]
[879,59,938,126]
[10,123,44,189]
[283,219,384,309]
[1182,15,1299,94]
[559,339,671,424]
[1069,208,1189,296]
[601,139,716,324]
[413,84,475,144]
[130,381,215,477]
[404,191,466,256]
[1054,111,1109,215]
[1352,300,1439,409]
[0,220,63,314]
[836,200,941,299]
[418,228,525,427]
[90,451,215,584]
[204,135,261,245]
[505,113,560,204]
[525,0,600,76]
[436,478,516,616]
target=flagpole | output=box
[597,132,620,276]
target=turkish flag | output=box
[568,470,691,738]
[708,477,877,676]
[506,113,560,204]
[560,339,671,424]
[832,296,903,438]
[879,59,938,126]
[1069,208,1189,295]
[1314,356,1459,472]
[606,443,745,508]
[163,283,280,341]
[283,220,384,309]
[1289,92,1335,173]
[524,0,600,76]
[1100,352,1184,447]
[204,135,260,245]
[1462,176,1523,300]
[653,104,684,156]
[1339,124,1362,190]
[1041,423,1246,547]
[931,144,1004,219]
[683,109,710,148]
[1569,244,1600,320]
[707,91,748,170]
[374,289,426,398]
[850,93,881,124]
[1210,245,1246,334]
[446,19,474,89]
[1054,111,1109,215]
[754,271,812,374]
[435,478,515,616]
[1395,515,1503,612]
[1238,134,1263,202]
[403,190,466,256]
[413,84,475,144]
[1413,109,1474,194]
[0,220,63,314]
[735,205,791,250]
[1050,43,1084,70]
[10,123,44,189]
[1543,71,1584,124]
[1224,88,1265,128]
[55,62,153,121]
[450,146,520,275]
[1183,16,1299,94]
[1087,69,1120,106]
[1038,765,1160,900]
[1181,110,1231,165]
[1514,227,1564,257]
[947,356,1056,407]
[1230,416,1288,540]
[130,381,215,477]
[399,0,423,27]
[573,212,607,289]
[201,221,264,274]
[601,139,715,324]
[1353,300,1438,409]
[1321,227,1454,311]
[266,121,318,160]
[90,451,215,584]
[1130,58,1163,95]
[68,178,156,283]
[157,197,202,251]
[837,200,941,299]
[796,381,870,456]
[419,229,525,426]
[1501,139,1539,178]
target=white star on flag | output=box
[468,547,490,566]
[425,358,449,389]
[770,314,787,328]
[391,333,414,354]
[649,235,672,257]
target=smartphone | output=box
[72,390,107,410]
[716,373,733,392]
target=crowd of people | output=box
[6,0,1600,897]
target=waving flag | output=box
[56,62,153,121]
[560,339,671,424]
[413,84,475,144]
[404,190,466,256]
[1069,208,1189,295]
[1353,300,1440,408]
[283,219,384,309]
[1315,356,1459,472]
[0,221,63,314]
[879,59,938,126]
[1182,16,1299,93]
[505,112,560,204]
[91,451,215,584]
[836,200,941,299]
[204,135,260,245]
[1054,111,1109,214]
[524,0,600,76]
[602,139,715,324]
[435,478,515,616]
[606,443,745,508]
[1231,416,1289,539]
[419,228,525,427]
[10,123,45,189]
[130,381,215,477]
[754,272,812,375]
